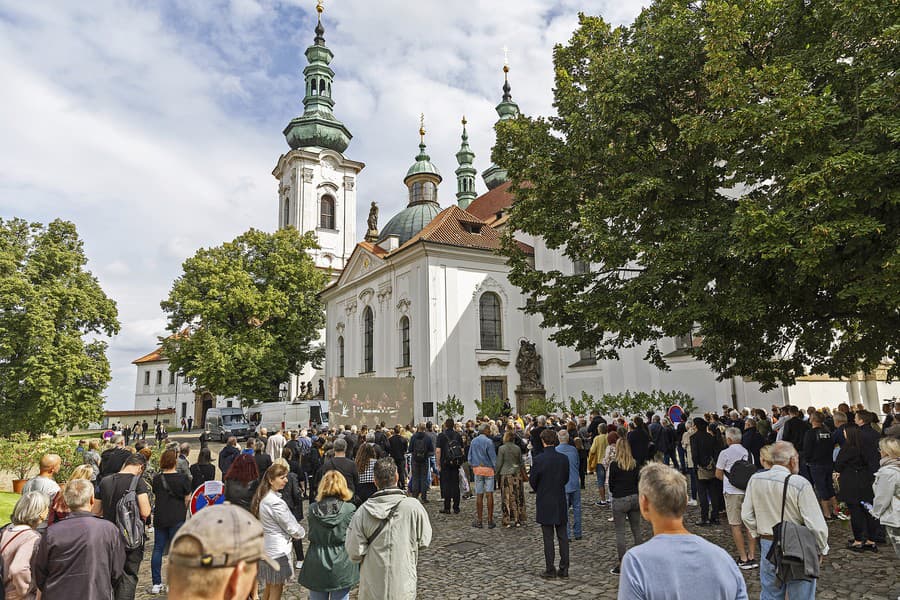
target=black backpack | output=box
[446,436,465,468]
[115,475,145,551]
[725,450,759,491]
[412,437,428,463]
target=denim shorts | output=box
[474,474,495,494]
[595,465,607,489]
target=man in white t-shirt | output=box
[22,453,62,503]
[716,427,757,569]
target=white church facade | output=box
[133,4,898,424]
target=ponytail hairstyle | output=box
[251,463,288,517]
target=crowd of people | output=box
[1,400,898,600]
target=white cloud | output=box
[0,0,648,409]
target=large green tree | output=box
[495,0,899,390]
[0,218,119,436]
[161,227,327,405]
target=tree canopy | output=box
[0,218,119,436]
[495,0,899,390]
[161,227,327,405]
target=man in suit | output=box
[529,428,571,579]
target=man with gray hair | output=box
[618,463,748,599]
[530,415,548,457]
[346,458,432,600]
[317,436,358,496]
[556,430,583,540]
[177,442,191,478]
[716,427,758,569]
[742,441,829,600]
[34,479,125,599]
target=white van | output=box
[205,407,251,442]
[247,400,329,434]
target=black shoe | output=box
[453,508,460,514]
[488,522,497,529]
[557,569,569,578]
[610,566,620,575]
[439,508,451,514]
[696,521,710,527]
[574,536,583,541]
[539,569,557,579]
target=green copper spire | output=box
[482,57,520,191]
[455,116,477,209]
[404,114,442,185]
[283,2,352,153]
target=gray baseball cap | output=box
[169,504,278,571]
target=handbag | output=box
[765,475,820,585]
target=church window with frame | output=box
[479,292,502,350]
[363,307,374,373]
[399,316,410,367]
[573,258,590,274]
[338,336,345,377]
[320,195,335,229]
[283,197,290,228]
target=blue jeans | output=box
[566,489,582,538]
[687,467,698,500]
[676,445,687,472]
[759,539,816,600]
[308,589,350,600]
[429,455,438,480]
[595,465,606,490]
[151,523,183,585]
[410,461,430,498]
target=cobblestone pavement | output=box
[134,435,898,600]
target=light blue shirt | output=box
[618,534,748,600]
[467,434,497,470]
[556,442,580,494]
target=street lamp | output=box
[155,397,161,427]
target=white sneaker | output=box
[150,584,163,594]
[295,561,303,569]
[687,499,698,506]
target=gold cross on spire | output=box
[503,45,509,73]
[419,113,426,143]
[316,0,325,18]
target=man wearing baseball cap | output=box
[167,504,278,600]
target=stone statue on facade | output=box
[365,202,379,242]
[515,339,542,389]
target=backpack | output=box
[412,437,428,463]
[115,475,145,551]
[446,436,465,468]
[725,450,759,491]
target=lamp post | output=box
[155,396,161,427]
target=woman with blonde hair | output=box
[299,470,359,600]
[47,464,95,524]
[1,492,48,599]
[608,437,643,575]
[871,436,900,557]
[252,463,306,600]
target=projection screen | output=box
[328,377,415,428]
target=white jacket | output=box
[259,491,305,559]
[872,461,900,528]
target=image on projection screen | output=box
[328,377,415,428]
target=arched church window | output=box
[399,316,410,367]
[479,292,502,350]
[319,79,326,95]
[320,195,335,229]
[363,307,374,373]
[327,82,331,97]
[310,80,317,95]
[411,181,423,203]
[338,336,345,377]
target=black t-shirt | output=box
[190,463,216,489]
[318,456,358,493]
[97,472,150,523]
[436,430,463,467]
[98,448,131,480]
[151,472,192,527]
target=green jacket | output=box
[298,497,359,592]
[495,441,524,476]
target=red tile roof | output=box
[358,241,389,257]
[394,205,533,255]
[132,329,188,364]
[464,181,514,222]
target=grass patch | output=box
[0,491,19,525]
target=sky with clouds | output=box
[0,0,648,411]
